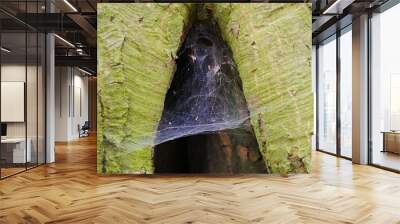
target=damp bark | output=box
[153,18,267,174]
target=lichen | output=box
[211,3,313,173]
[97,3,313,174]
[97,3,192,174]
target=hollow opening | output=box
[197,37,213,47]
[153,17,267,174]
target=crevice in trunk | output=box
[153,14,267,174]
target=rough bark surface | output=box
[97,4,191,173]
[97,3,313,174]
[212,3,313,173]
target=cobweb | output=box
[153,19,263,146]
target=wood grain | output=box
[1,135,400,223]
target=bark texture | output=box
[97,3,313,174]
[211,3,313,173]
[97,4,191,173]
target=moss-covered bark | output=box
[212,3,313,173]
[97,4,191,173]
[97,3,313,174]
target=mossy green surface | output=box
[212,3,313,173]
[97,3,313,174]
[97,3,191,174]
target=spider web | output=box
[154,19,263,146]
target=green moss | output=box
[97,3,313,175]
[212,3,313,174]
[102,146,152,174]
[97,3,192,174]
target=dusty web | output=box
[153,19,265,147]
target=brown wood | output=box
[383,132,400,154]
[153,129,266,174]
[0,167,26,178]
[1,135,400,223]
